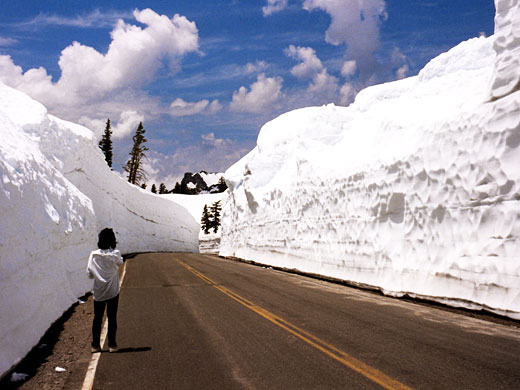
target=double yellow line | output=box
[178,260,412,390]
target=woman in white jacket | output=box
[86,228,124,353]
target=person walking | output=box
[86,228,124,353]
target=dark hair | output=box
[98,228,117,250]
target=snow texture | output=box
[490,0,520,99]
[221,1,520,320]
[0,82,199,378]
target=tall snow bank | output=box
[0,82,198,378]
[490,0,520,99]
[221,11,520,318]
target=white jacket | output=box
[86,249,124,301]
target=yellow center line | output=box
[177,259,413,390]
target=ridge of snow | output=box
[0,82,199,378]
[220,11,520,319]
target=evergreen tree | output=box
[151,184,157,194]
[141,183,147,189]
[124,121,148,185]
[98,118,113,168]
[217,176,228,192]
[210,200,222,233]
[159,183,167,194]
[201,204,212,234]
[172,182,182,193]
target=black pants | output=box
[92,294,119,348]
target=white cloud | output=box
[396,64,409,80]
[341,60,357,78]
[230,73,284,113]
[78,110,145,140]
[303,0,386,79]
[285,45,338,99]
[208,100,223,114]
[0,9,200,138]
[285,45,324,78]
[244,60,269,74]
[0,37,17,47]
[112,111,145,139]
[262,0,289,16]
[170,98,209,116]
[339,82,357,105]
[308,69,338,98]
[56,9,199,97]
[391,47,409,80]
[169,98,222,117]
[18,9,132,29]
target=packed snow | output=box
[166,193,223,253]
[221,0,520,319]
[0,82,199,378]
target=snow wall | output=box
[0,82,199,378]
[221,0,520,320]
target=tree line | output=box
[97,118,226,194]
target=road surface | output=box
[91,253,520,389]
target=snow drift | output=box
[0,83,199,378]
[221,0,520,319]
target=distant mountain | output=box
[171,171,226,194]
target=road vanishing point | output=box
[87,253,520,389]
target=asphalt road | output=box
[92,253,520,389]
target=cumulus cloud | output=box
[285,45,324,78]
[391,47,410,80]
[208,100,223,114]
[303,0,386,79]
[308,69,338,98]
[262,0,289,16]
[169,98,222,117]
[0,8,200,139]
[244,60,269,74]
[230,73,284,113]
[78,110,144,140]
[56,9,199,98]
[285,45,338,99]
[113,111,145,139]
[339,82,357,105]
[341,60,357,78]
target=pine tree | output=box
[98,118,113,168]
[141,183,147,189]
[201,204,212,234]
[217,177,227,192]
[151,184,157,194]
[172,182,182,193]
[159,183,167,194]
[124,121,148,185]
[210,200,222,233]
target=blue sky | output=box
[0,0,495,186]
